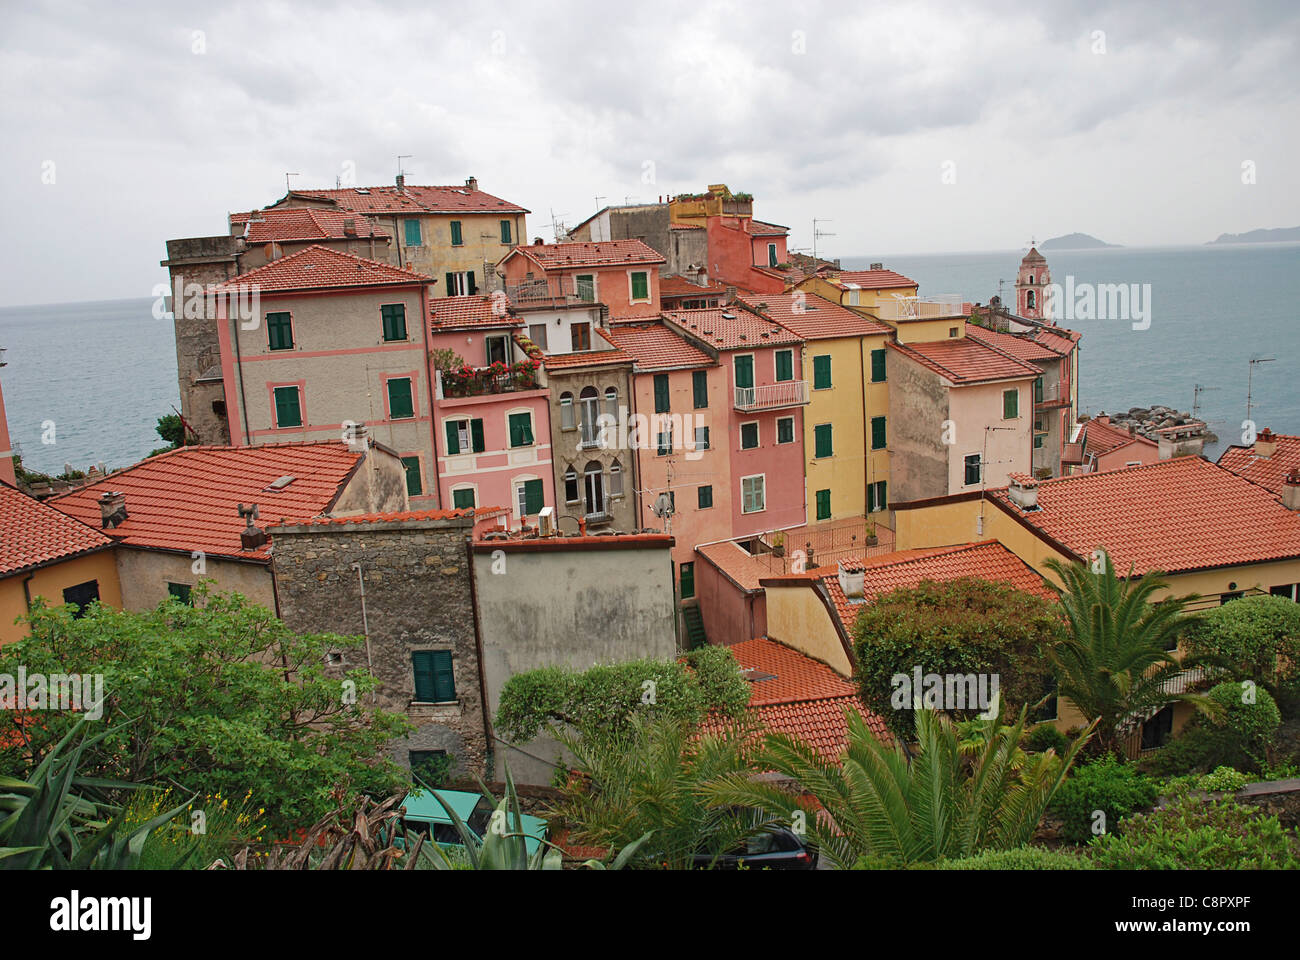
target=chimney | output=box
[837,560,864,599]
[98,491,127,529]
[578,516,587,536]
[533,237,545,246]
[1255,427,1278,459]
[869,262,884,271]
[1006,473,1039,511]
[343,217,357,237]
[725,285,737,303]
[395,174,405,188]
[238,503,268,551]
[1284,471,1300,512]
[466,176,478,192]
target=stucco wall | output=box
[694,552,766,648]
[764,583,851,675]
[114,548,275,613]
[887,349,950,502]
[0,549,122,647]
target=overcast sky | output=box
[2,0,1297,306]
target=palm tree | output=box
[1044,554,1217,756]
[702,703,1093,869]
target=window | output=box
[604,387,618,421]
[527,323,549,350]
[274,385,302,428]
[584,461,605,516]
[813,354,831,389]
[381,304,407,342]
[814,423,833,458]
[870,416,886,450]
[410,749,448,785]
[609,460,624,498]
[508,412,534,447]
[693,370,709,409]
[559,393,575,431]
[387,377,414,419]
[1140,706,1174,750]
[484,335,509,366]
[680,561,696,599]
[401,456,423,496]
[1034,375,1044,403]
[517,478,544,516]
[698,485,713,509]
[499,220,512,244]
[403,219,421,247]
[445,418,485,455]
[777,417,795,444]
[741,475,765,514]
[1270,584,1298,601]
[867,480,887,513]
[1026,289,1036,310]
[948,327,958,338]
[1220,591,1244,605]
[579,386,600,446]
[1034,434,1044,449]
[964,453,982,486]
[733,355,754,389]
[767,243,778,268]
[657,423,673,456]
[1003,388,1019,419]
[62,580,99,618]
[741,422,759,449]
[576,274,595,301]
[847,290,860,306]
[412,650,455,702]
[445,271,477,296]
[452,487,476,509]
[167,582,193,606]
[815,489,831,520]
[450,220,463,246]
[563,466,579,502]
[654,374,670,412]
[775,350,794,382]
[694,425,710,451]
[630,271,649,301]
[267,312,293,351]
[571,322,591,351]
[870,348,886,383]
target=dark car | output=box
[691,826,818,870]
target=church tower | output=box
[1016,246,1050,321]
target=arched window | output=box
[1026,290,1036,310]
[604,386,618,420]
[609,459,624,498]
[1027,274,1035,285]
[560,392,575,431]
[579,387,599,446]
[563,465,579,503]
[584,460,605,517]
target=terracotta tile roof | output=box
[740,292,892,339]
[230,208,389,243]
[888,337,1041,385]
[1084,416,1156,457]
[966,324,1064,363]
[696,540,779,592]
[48,443,365,561]
[604,321,713,370]
[508,239,665,270]
[0,482,114,579]
[289,184,528,215]
[658,275,727,299]
[987,456,1300,576]
[1218,433,1300,495]
[826,269,917,290]
[220,245,430,293]
[748,220,789,237]
[728,636,855,703]
[540,328,631,370]
[473,532,674,550]
[668,222,704,230]
[428,294,520,330]
[272,507,504,528]
[663,306,802,351]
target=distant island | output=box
[1207,226,1300,245]
[1039,233,1120,250]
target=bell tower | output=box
[1016,244,1050,321]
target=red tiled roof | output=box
[507,239,665,270]
[428,294,520,330]
[272,507,504,528]
[668,222,704,230]
[541,328,631,370]
[1218,433,1300,495]
[472,533,674,550]
[748,220,789,237]
[604,322,714,370]
[826,269,917,290]
[288,185,528,215]
[966,324,1064,363]
[230,208,389,243]
[1084,416,1156,457]
[987,456,1300,576]
[220,245,430,293]
[727,637,855,703]
[740,292,892,339]
[49,443,365,561]
[0,482,114,579]
[888,337,1041,385]
[658,275,727,298]
[663,305,803,351]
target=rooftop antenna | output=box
[594,195,606,211]
[1247,356,1277,426]
[1024,236,1038,252]
[812,219,836,260]
[396,154,413,177]
[549,208,570,243]
[285,172,300,193]
[1191,382,1219,421]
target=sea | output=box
[0,243,1296,475]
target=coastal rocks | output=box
[1094,404,1218,444]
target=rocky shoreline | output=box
[1092,404,1218,444]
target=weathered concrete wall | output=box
[115,548,275,613]
[887,350,949,502]
[270,516,488,778]
[329,443,409,516]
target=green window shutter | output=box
[815,423,833,458]
[404,219,421,247]
[871,348,886,383]
[871,416,886,450]
[509,412,533,447]
[741,423,758,449]
[876,481,887,511]
[471,418,485,453]
[467,271,477,295]
[1034,434,1044,449]
[776,351,793,382]
[381,304,407,342]
[452,488,476,509]
[734,356,754,389]
[680,562,695,600]
[698,485,713,509]
[450,221,463,246]
[414,651,455,702]
[445,272,456,294]
[500,220,512,244]
[387,378,414,419]
[654,374,670,412]
[778,418,794,444]
[1004,388,1019,419]
[401,456,422,496]
[523,478,544,514]
[816,489,831,520]
[1034,376,1044,403]
[445,421,460,455]
[267,312,293,350]
[693,370,708,408]
[274,386,302,427]
[813,355,831,389]
[631,272,649,300]
[867,483,876,513]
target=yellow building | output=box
[0,483,121,646]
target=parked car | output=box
[691,825,818,870]
[397,789,548,856]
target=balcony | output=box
[439,364,541,399]
[871,296,966,321]
[507,276,597,307]
[734,380,809,411]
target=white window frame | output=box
[444,416,472,455]
[627,269,651,304]
[504,407,535,448]
[449,483,478,509]
[571,320,593,352]
[447,271,472,296]
[741,474,766,514]
[574,273,597,302]
[559,393,575,431]
[609,459,624,499]
[527,322,549,350]
[513,474,542,520]
[774,348,794,382]
[963,453,982,487]
[740,420,760,450]
[563,466,580,503]
[485,334,510,365]
[776,416,796,445]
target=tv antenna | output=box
[812,219,836,260]
[1246,356,1276,426]
[1191,383,1219,421]
[594,195,606,211]
[549,208,570,243]
[396,155,413,177]
[285,172,300,193]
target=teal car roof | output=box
[400,788,548,852]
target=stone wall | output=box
[887,350,950,502]
[269,515,488,778]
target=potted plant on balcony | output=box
[865,520,878,546]
[771,531,786,557]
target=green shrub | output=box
[939,845,1093,870]
[1049,756,1159,844]
[1197,766,1248,794]
[1025,723,1069,755]
[1144,682,1280,776]
[1186,594,1300,691]
[1088,795,1300,869]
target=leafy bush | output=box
[1049,756,1159,844]
[939,845,1093,870]
[1088,795,1300,869]
[1197,766,1248,794]
[1144,682,1280,776]
[128,788,268,869]
[1025,723,1069,755]
[1185,595,1300,692]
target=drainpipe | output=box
[465,536,495,778]
[21,573,35,612]
[230,309,252,446]
[351,562,376,703]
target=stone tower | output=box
[1016,246,1050,321]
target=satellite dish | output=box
[652,492,674,518]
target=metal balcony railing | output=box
[507,276,597,304]
[872,296,966,321]
[734,380,809,411]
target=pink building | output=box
[497,239,666,319]
[428,296,554,523]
